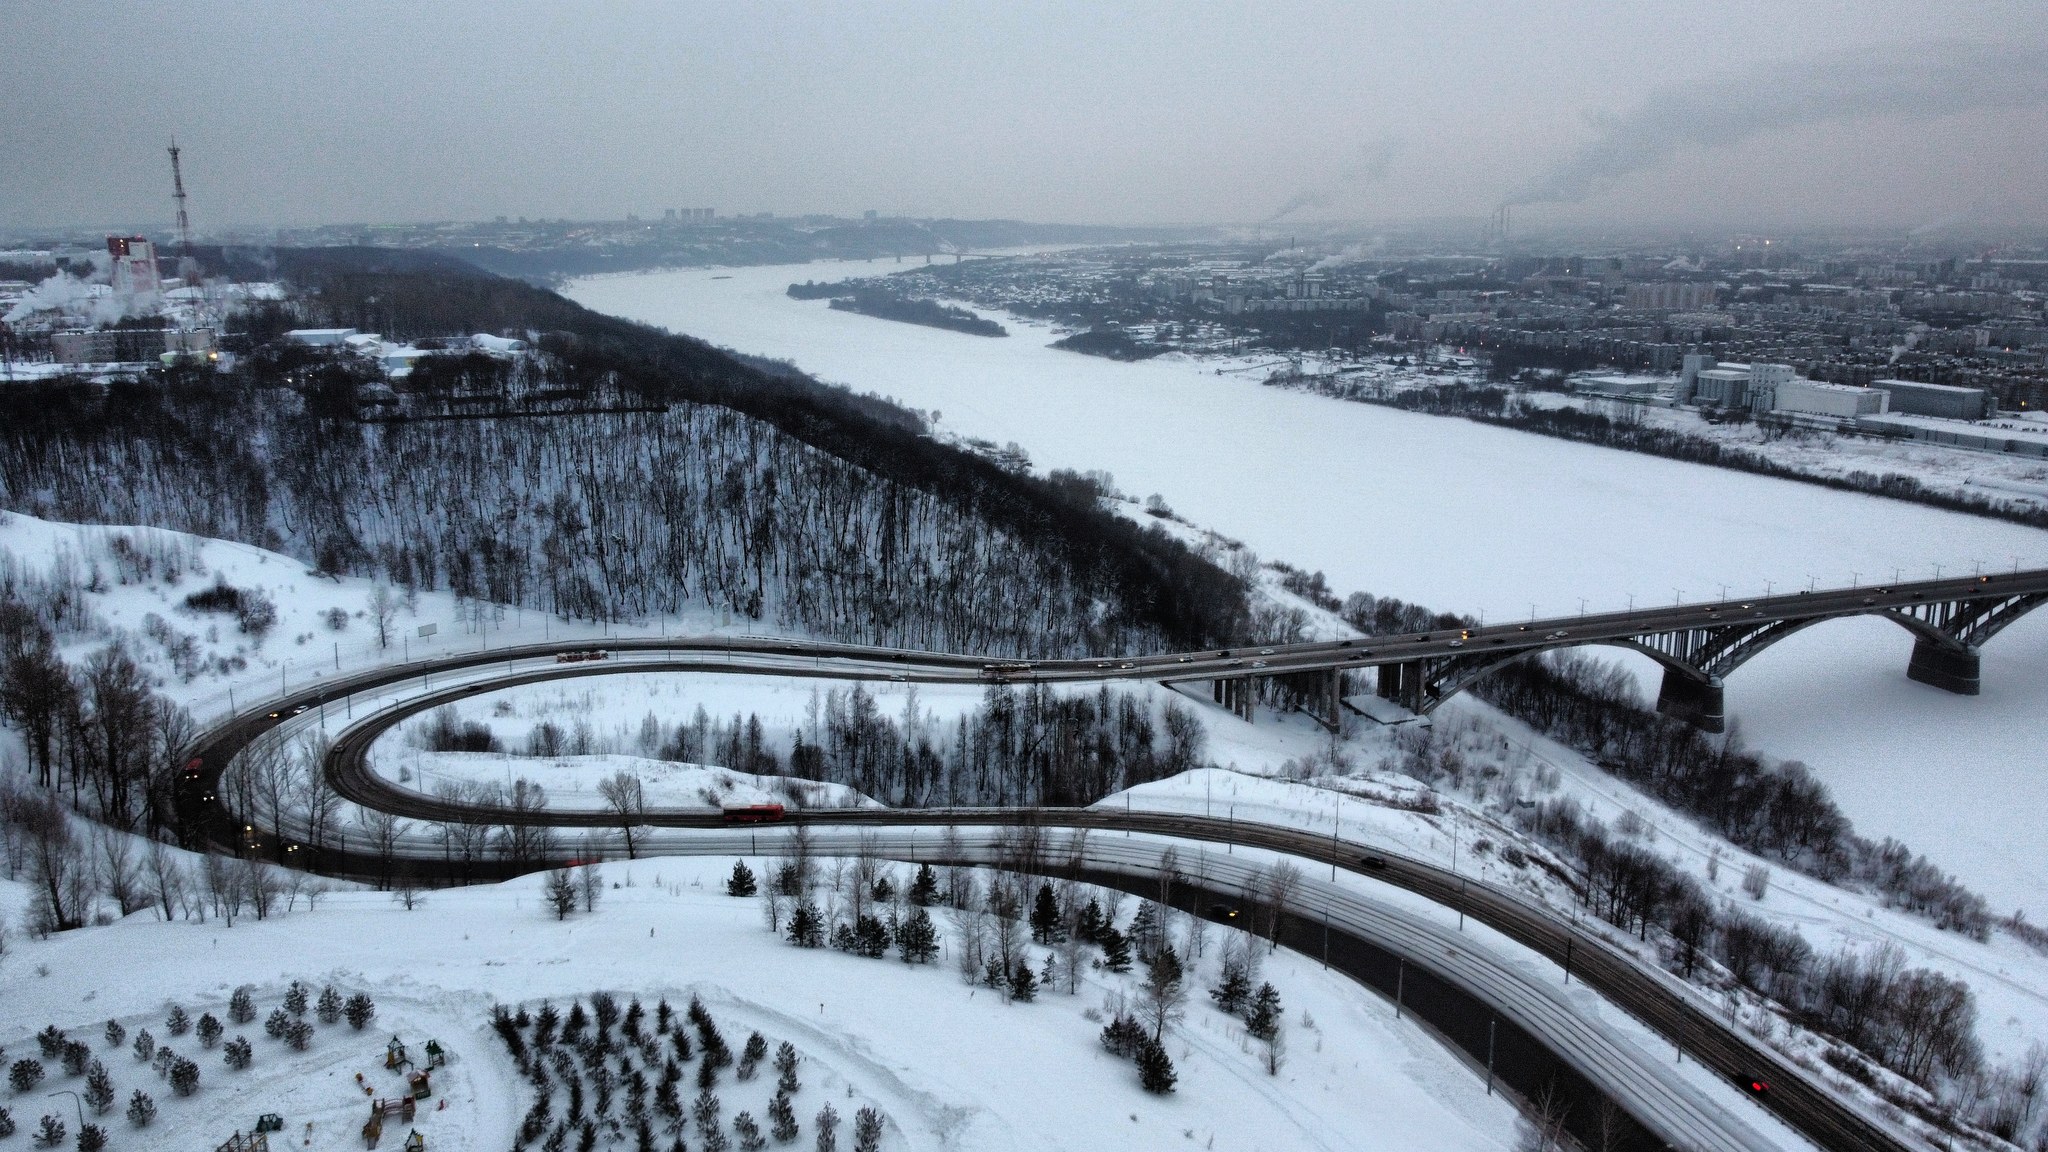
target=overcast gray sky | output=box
[4,1,2045,233]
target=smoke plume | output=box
[1265,135,1402,223]
[1504,41,2048,208]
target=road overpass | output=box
[167,570,2019,1152]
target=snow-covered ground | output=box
[0,510,813,732]
[565,262,2048,913]
[0,856,1522,1152]
[382,750,881,813]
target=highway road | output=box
[173,624,1963,1152]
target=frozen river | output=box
[568,259,2048,912]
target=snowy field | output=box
[567,263,2048,913]
[0,856,1521,1152]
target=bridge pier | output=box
[1654,671,1725,733]
[1907,640,1980,695]
[1377,661,1424,713]
[1212,676,1256,722]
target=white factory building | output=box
[1768,378,1889,418]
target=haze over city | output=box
[4,1,2048,231]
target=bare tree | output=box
[850,832,884,922]
[355,808,402,890]
[203,852,243,926]
[1056,928,1089,994]
[786,821,816,892]
[392,877,426,911]
[294,732,342,853]
[146,700,197,844]
[596,771,647,859]
[143,839,186,921]
[1258,861,1303,952]
[576,861,603,913]
[23,792,90,934]
[1139,944,1188,1041]
[939,826,970,908]
[237,854,280,920]
[249,743,301,862]
[93,828,145,917]
[367,585,398,651]
[494,778,556,867]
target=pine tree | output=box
[895,906,938,964]
[344,993,377,1030]
[1128,903,1160,960]
[76,1123,107,1152]
[286,1020,314,1051]
[9,1059,44,1093]
[266,1009,290,1039]
[813,1103,839,1152]
[852,914,891,959]
[35,1114,64,1148]
[126,1090,155,1128]
[229,987,256,1025]
[1028,883,1062,944]
[1209,960,1251,1015]
[165,1006,190,1036]
[693,1088,722,1140]
[870,874,893,904]
[774,1042,800,1096]
[1076,899,1103,943]
[655,999,673,1033]
[1136,1038,1177,1094]
[852,1107,882,1152]
[738,1033,768,1080]
[83,1061,114,1114]
[283,982,309,1017]
[61,1040,91,1077]
[169,1057,200,1096]
[0,1107,12,1139]
[102,1021,125,1050]
[768,1091,799,1143]
[197,1013,223,1049]
[654,1081,682,1132]
[592,992,621,1037]
[1245,983,1282,1043]
[318,986,344,1025]
[131,1030,153,1064]
[734,1110,767,1151]
[223,1037,253,1070]
[1099,1014,1146,1059]
[786,899,824,948]
[1098,926,1132,973]
[546,869,579,920]
[1008,963,1037,1003]
[906,863,937,907]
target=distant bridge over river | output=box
[1188,568,2048,734]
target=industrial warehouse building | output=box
[1873,378,1995,421]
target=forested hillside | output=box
[0,249,1246,657]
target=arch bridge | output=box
[1187,569,2048,734]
